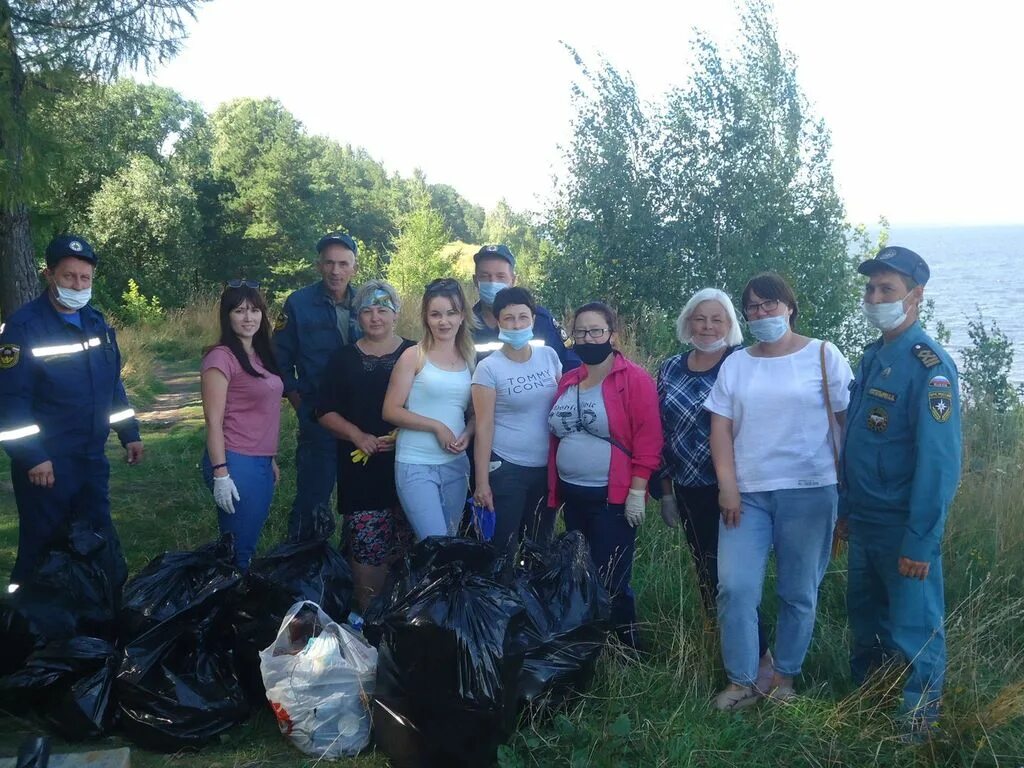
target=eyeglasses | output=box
[226,279,261,289]
[571,328,610,342]
[425,277,460,292]
[743,299,780,316]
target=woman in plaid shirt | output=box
[657,288,772,691]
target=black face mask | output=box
[575,341,613,366]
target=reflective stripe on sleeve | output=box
[109,409,136,424]
[0,424,41,441]
[31,338,102,358]
[473,339,546,353]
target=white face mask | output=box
[747,315,789,343]
[862,297,908,331]
[691,336,727,353]
[54,284,92,310]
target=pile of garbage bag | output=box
[1,527,606,764]
[367,532,610,767]
[259,600,376,758]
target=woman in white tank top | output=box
[383,278,476,540]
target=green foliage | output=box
[385,195,456,294]
[87,153,201,306]
[482,199,551,290]
[546,1,867,359]
[118,278,164,326]
[961,311,1022,412]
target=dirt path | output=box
[137,360,203,428]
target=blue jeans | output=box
[395,455,470,541]
[203,450,275,570]
[847,517,945,721]
[718,485,837,684]
[488,458,553,555]
[288,405,337,541]
[560,481,637,639]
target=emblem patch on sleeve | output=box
[867,407,888,432]
[273,313,288,332]
[929,391,953,422]
[928,375,951,388]
[0,344,20,369]
[912,342,941,368]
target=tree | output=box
[86,153,201,309]
[544,51,669,330]
[482,199,550,291]
[385,195,454,295]
[0,0,206,321]
[545,2,865,356]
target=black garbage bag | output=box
[120,535,241,641]
[116,602,248,752]
[231,537,353,703]
[0,636,118,740]
[513,531,611,709]
[0,524,124,675]
[372,563,530,768]
[364,536,507,646]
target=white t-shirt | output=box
[704,340,853,493]
[472,346,562,467]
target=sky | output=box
[145,0,1024,227]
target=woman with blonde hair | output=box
[383,278,475,540]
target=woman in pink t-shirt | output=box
[201,281,284,569]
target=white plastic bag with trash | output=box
[259,600,377,758]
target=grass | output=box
[1,303,1023,766]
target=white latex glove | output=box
[660,495,680,528]
[213,475,240,514]
[624,488,647,528]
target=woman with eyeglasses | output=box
[705,273,853,710]
[472,286,561,555]
[201,280,283,570]
[383,278,476,540]
[546,302,663,651]
[316,280,415,611]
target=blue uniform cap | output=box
[473,244,516,270]
[316,232,358,255]
[45,235,97,267]
[858,246,930,286]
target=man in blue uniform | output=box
[0,235,143,586]
[839,246,962,737]
[471,244,580,370]
[274,232,360,540]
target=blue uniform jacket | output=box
[273,281,360,399]
[472,301,581,370]
[0,293,140,469]
[841,322,962,562]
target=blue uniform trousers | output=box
[559,481,636,640]
[10,454,118,583]
[848,517,945,720]
[287,405,337,541]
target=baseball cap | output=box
[45,235,97,267]
[316,232,358,255]
[473,244,516,270]
[858,246,930,286]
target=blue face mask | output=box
[498,325,534,350]
[477,281,508,306]
[747,315,789,343]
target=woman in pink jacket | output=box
[547,302,664,650]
